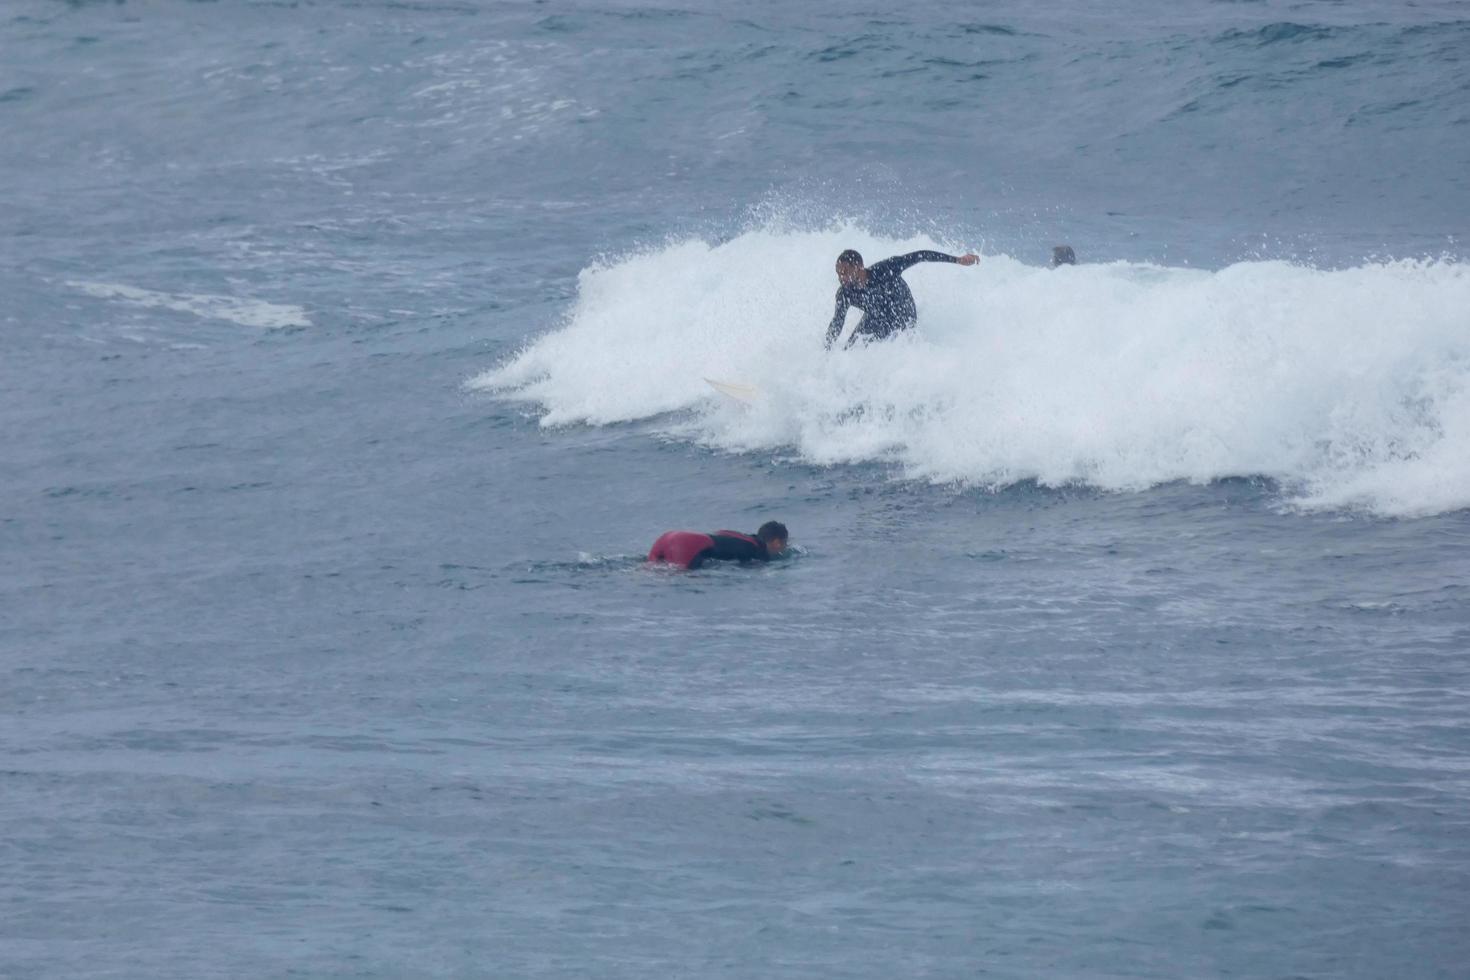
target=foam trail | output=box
[471,226,1470,518]
[69,281,311,329]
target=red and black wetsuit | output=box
[647,530,771,569]
[825,250,962,349]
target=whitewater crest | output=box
[471,226,1470,518]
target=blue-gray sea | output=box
[4,1,1470,977]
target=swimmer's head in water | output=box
[836,249,866,287]
[1052,245,1077,267]
[757,520,789,557]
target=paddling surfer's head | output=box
[1051,245,1076,267]
[757,520,789,557]
[835,249,867,287]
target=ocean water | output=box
[3,1,1469,977]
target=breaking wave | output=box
[472,225,1470,517]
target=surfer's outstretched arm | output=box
[823,291,851,350]
[873,250,980,274]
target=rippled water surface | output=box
[3,1,1469,977]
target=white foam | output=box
[69,281,310,329]
[470,226,1470,518]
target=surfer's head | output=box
[1051,245,1077,267]
[836,249,866,287]
[757,521,789,557]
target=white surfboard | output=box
[705,378,762,404]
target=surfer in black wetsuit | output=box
[824,248,979,350]
[647,521,789,570]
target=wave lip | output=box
[473,227,1470,518]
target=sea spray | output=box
[473,226,1470,517]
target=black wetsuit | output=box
[648,530,771,569]
[700,531,771,567]
[825,250,962,349]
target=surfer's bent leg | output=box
[647,531,716,569]
[844,313,915,348]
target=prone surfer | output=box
[647,521,788,570]
[824,249,979,350]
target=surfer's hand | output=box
[958,254,979,266]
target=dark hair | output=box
[1051,245,1076,267]
[756,521,788,544]
[836,249,863,267]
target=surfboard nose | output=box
[705,378,762,404]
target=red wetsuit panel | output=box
[647,531,716,568]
